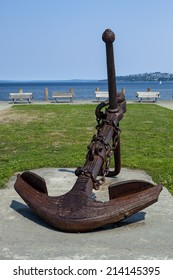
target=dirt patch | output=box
[0,109,38,124]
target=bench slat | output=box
[136,92,160,102]
[9,93,33,103]
[95,91,108,101]
[52,92,75,102]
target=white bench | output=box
[52,92,75,102]
[9,93,33,103]
[136,92,160,102]
[95,91,108,101]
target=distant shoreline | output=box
[1,72,173,83]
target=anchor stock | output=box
[14,29,162,232]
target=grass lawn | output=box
[0,103,173,194]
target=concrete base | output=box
[0,168,173,260]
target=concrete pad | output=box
[0,167,173,260]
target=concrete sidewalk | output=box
[1,100,173,111]
[156,100,173,110]
[0,102,13,111]
[0,168,173,260]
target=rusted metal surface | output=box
[102,29,117,110]
[14,29,162,232]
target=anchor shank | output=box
[102,29,118,110]
[76,110,119,190]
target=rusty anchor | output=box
[14,29,162,232]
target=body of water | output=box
[0,80,173,101]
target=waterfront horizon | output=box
[0,80,173,101]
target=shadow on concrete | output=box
[58,168,75,174]
[96,211,146,232]
[10,200,54,230]
[10,199,146,233]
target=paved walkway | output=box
[0,102,13,111]
[1,100,173,111]
[156,100,173,110]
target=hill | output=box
[116,72,173,82]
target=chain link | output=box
[75,114,120,190]
[75,167,105,190]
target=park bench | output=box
[9,92,33,103]
[95,90,108,101]
[95,88,126,102]
[52,91,75,102]
[136,91,160,102]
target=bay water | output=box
[0,80,173,101]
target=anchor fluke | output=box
[20,171,48,194]
[14,173,162,233]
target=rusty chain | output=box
[75,113,121,190]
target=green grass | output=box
[0,103,173,194]
[121,104,173,194]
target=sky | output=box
[0,0,173,80]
